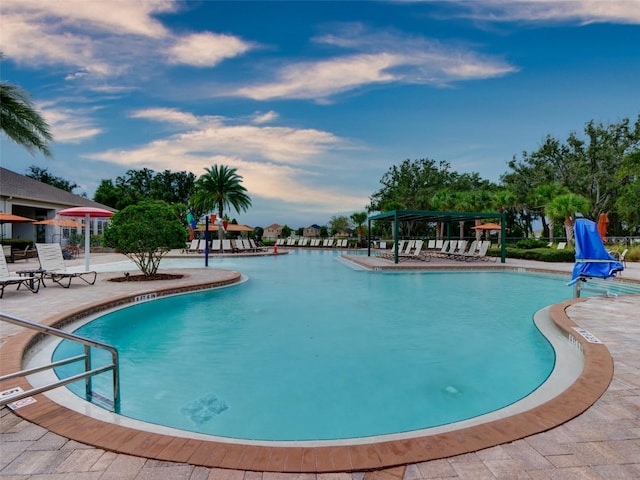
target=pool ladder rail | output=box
[0,312,120,412]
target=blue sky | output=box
[1,1,639,228]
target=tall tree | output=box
[350,211,368,244]
[545,193,590,245]
[26,165,79,193]
[615,151,640,235]
[0,55,53,157]
[190,165,252,245]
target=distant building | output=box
[263,223,283,240]
[0,167,115,244]
[303,224,321,238]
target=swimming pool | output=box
[53,251,575,442]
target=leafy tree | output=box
[281,225,292,238]
[329,215,350,236]
[615,151,640,234]
[0,55,53,157]
[350,211,368,244]
[103,201,187,276]
[529,183,568,243]
[26,165,79,193]
[93,168,197,210]
[190,165,252,247]
[503,116,640,235]
[545,193,590,244]
[319,225,329,237]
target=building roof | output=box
[0,167,115,211]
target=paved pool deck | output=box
[1,251,639,479]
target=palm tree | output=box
[350,211,368,245]
[190,165,252,247]
[530,183,568,243]
[0,56,53,157]
[545,193,590,245]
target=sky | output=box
[1,1,639,228]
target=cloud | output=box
[1,0,250,85]
[232,24,517,101]
[2,0,173,38]
[83,109,366,213]
[40,103,103,143]
[168,32,253,66]
[448,0,640,25]
[251,111,279,124]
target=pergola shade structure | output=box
[367,209,506,263]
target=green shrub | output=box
[103,201,187,276]
[489,247,575,262]
[514,239,549,249]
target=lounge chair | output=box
[35,243,97,288]
[434,240,453,258]
[455,240,477,260]
[0,253,40,298]
[399,240,430,262]
[210,239,221,252]
[249,239,266,251]
[464,241,492,261]
[184,239,200,254]
[222,239,236,253]
[427,239,436,250]
[12,245,36,261]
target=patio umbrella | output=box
[597,212,609,242]
[0,212,35,239]
[34,217,84,243]
[196,224,253,232]
[33,218,84,228]
[471,222,502,230]
[58,207,115,271]
[0,212,36,223]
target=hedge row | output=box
[488,247,575,262]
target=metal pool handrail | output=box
[0,312,120,412]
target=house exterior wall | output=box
[303,225,320,237]
[263,224,282,240]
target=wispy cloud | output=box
[40,102,103,143]
[84,109,365,211]
[1,0,252,82]
[168,32,253,67]
[232,23,517,101]
[448,0,640,25]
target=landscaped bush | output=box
[514,239,549,249]
[0,239,33,250]
[488,247,575,262]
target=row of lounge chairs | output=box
[378,239,494,262]
[183,238,267,254]
[1,243,97,297]
[276,238,349,248]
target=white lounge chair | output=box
[434,240,453,258]
[184,239,200,253]
[464,240,492,261]
[36,243,97,288]
[222,239,236,253]
[0,253,40,298]
[399,240,430,262]
[456,240,478,260]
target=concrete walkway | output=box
[1,252,639,479]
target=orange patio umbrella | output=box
[33,218,84,228]
[0,212,36,223]
[471,222,502,230]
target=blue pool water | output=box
[54,250,577,441]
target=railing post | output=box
[84,345,92,399]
